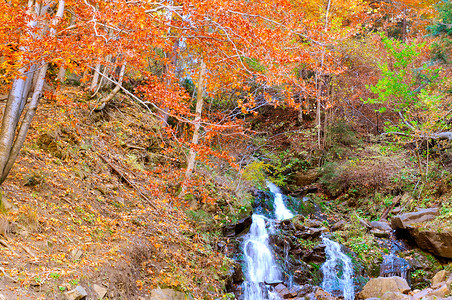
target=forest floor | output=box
[0,87,231,299]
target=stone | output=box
[294,169,318,186]
[430,282,451,298]
[391,208,439,230]
[371,228,390,238]
[359,276,410,299]
[222,215,252,237]
[305,219,323,228]
[381,291,411,300]
[314,288,335,300]
[412,288,433,300]
[64,286,88,300]
[264,280,284,286]
[408,227,452,258]
[150,288,194,300]
[274,283,288,293]
[70,248,83,260]
[331,220,346,231]
[370,221,392,232]
[431,270,449,288]
[93,284,107,299]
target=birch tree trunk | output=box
[182,60,206,190]
[0,0,65,184]
[95,62,127,111]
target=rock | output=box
[430,282,451,298]
[408,227,452,258]
[370,221,392,232]
[371,228,390,238]
[70,248,83,260]
[274,283,288,293]
[93,284,107,299]
[305,219,323,228]
[294,169,318,186]
[222,215,252,237]
[381,291,411,300]
[264,280,284,286]
[314,288,335,300]
[64,286,88,300]
[412,288,433,299]
[293,215,305,230]
[431,270,449,288]
[359,276,410,299]
[391,208,439,230]
[150,288,193,300]
[331,220,346,231]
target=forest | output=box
[0,0,452,299]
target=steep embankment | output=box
[0,87,231,299]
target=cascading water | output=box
[242,182,293,300]
[267,182,293,221]
[321,237,355,300]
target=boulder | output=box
[359,276,410,299]
[371,228,390,238]
[431,270,450,288]
[391,208,439,230]
[408,227,452,258]
[370,221,392,232]
[64,286,88,300]
[93,284,107,299]
[305,219,323,228]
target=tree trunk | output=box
[0,0,65,184]
[184,60,206,182]
[95,62,126,111]
[90,63,101,91]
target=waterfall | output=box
[242,182,294,300]
[267,181,293,220]
[321,237,355,300]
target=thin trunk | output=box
[184,60,206,180]
[95,63,126,111]
[161,40,179,126]
[57,66,66,83]
[90,63,101,91]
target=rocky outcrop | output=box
[390,208,452,259]
[391,208,439,230]
[294,169,319,187]
[408,227,452,258]
[358,276,410,299]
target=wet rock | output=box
[391,208,439,230]
[314,288,336,299]
[359,276,410,299]
[64,286,88,300]
[222,215,252,237]
[331,220,345,231]
[293,215,305,230]
[264,280,283,286]
[302,243,326,264]
[149,288,194,299]
[370,221,392,232]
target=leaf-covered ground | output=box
[0,87,230,299]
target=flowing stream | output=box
[321,237,355,300]
[242,182,293,300]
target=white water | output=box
[321,237,355,300]
[243,215,281,300]
[267,182,293,221]
[242,183,294,300]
